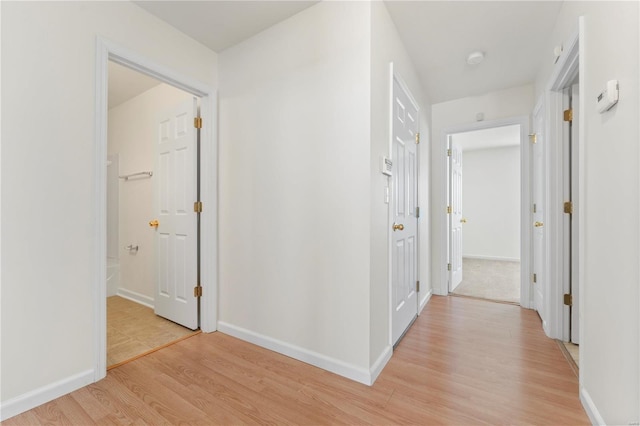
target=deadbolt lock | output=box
[534,221,544,228]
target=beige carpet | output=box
[451,258,520,304]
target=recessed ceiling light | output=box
[467,51,485,65]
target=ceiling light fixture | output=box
[466,51,485,65]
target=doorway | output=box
[106,61,201,368]
[441,116,532,309]
[390,69,420,346]
[447,125,522,304]
[94,38,218,379]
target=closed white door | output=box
[391,76,419,345]
[153,97,199,330]
[532,102,546,316]
[449,138,463,291]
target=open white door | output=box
[153,97,199,330]
[449,138,463,291]
[391,75,419,346]
[570,83,580,344]
[532,100,546,316]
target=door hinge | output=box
[447,263,451,271]
[563,109,573,122]
[194,117,203,129]
[415,132,420,144]
[563,201,573,215]
[533,203,537,213]
[533,273,537,283]
[563,293,573,306]
[447,205,452,214]
[416,281,420,292]
[447,149,452,157]
[194,286,203,297]
[416,206,420,218]
[194,201,203,213]
[529,133,537,144]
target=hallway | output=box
[6,297,588,425]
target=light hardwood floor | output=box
[6,296,589,425]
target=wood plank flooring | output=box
[5,296,589,425]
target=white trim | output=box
[438,116,532,308]
[369,345,393,384]
[418,289,433,315]
[0,370,94,421]
[218,322,375,386]
[580,387,605,426]
[462,255,520,262]
[576,17,586,386]
[94,37,218,385]
[387,62,395,347]
[116,288,154,309]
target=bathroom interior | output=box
[106,61,198,368]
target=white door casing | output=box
[449,137,463,292]
[532,100,546,317]
[153,97,199,330]
[391,75,419,346]
[570,83,580,344]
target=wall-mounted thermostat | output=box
[596,80,619,113]
[381,157,392,176]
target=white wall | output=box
[218,2,372,374]
[535,2,639,423]
[0,1,217,415]
[369,2,431,365]
[461,146,520,261]
[431,84,534,294]
[108,83,192,302]
[218,1,430,382]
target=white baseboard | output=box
[580,386,605,425]
[217,322,374,385]
[116,288,154,309]
[418,289,433,315]
[369,345,392,384]
[0,369,94,421]
[462,255,520,262]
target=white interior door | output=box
[449,138,463,291]
[391,76,419,345]
[570,83,580,344]
[532,102,546,316]
[153,97,199,330]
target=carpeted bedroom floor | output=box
[451,258,520,304]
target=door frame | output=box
[388,63,421,346]
[544,24,583,345]
[94,37,218,381]
[438,116,532,308]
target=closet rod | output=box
[119,171,153,181]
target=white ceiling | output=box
[453,124,521,152]
[134,1,319,52]
[125,1,564,105]
[385,1,563,103]
[108,61,161,109]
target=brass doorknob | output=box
[460,218,467,223]
[534,221,544,228]
[149,220,159,229]
[393,223,404,231]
